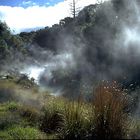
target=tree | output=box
[69,0,80,19]
[71,0,76,19]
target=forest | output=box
[0,0,139,139]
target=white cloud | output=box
[0,0,108,33]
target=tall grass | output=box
[40,97,65,134]
[40,81,132,139]
[60,99,90,139]
[128,118,140,139]
[0,79,134,139]
[90,81,130,139]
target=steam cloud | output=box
[2,0,140,109]
[18,0,140,100]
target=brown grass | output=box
[91,81,130,139]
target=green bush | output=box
[3,101,21,112]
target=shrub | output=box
[4,101,21,112]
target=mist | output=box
[9,1,136,100]
[1,0,140,107]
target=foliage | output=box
[0,111,21,130]
[128,118,140,139]
[39,81,134,139]
[0,1,139,139]
[0,81,138,139]
[0,21,28,67]
[59,100,90,139]
[17,105,41,127]
[0,131,13,139]
[0,126,46,139]
[40,97,65,133]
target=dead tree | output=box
[69,0,80,19]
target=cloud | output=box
[0,0,108,33]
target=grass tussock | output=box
[40,97,65,134]
[90,81,131,139]
[59,99,91,139]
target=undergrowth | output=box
[0,80,139,139]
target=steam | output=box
[2,0,140,107]
[124,27,140,46]
[21,66,45,83]
[19,49,76,96]
[19,1,140,95]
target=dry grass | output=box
[90,81,130,139]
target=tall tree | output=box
[69,0,80,19]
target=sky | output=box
[0,0,108,33]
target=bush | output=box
[4,101,21,112]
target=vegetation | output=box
[0,126,46,139]
[0,0,140,139]
[0,77,139,139]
